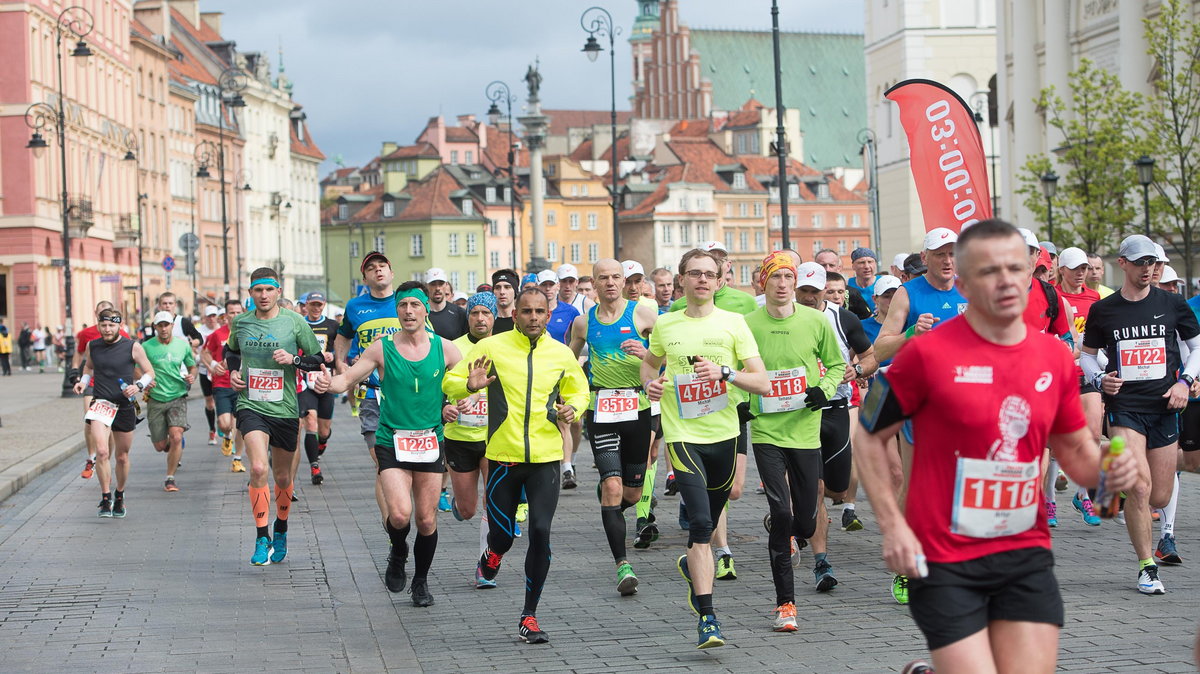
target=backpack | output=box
[1038,279,1060,324]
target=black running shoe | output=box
[634,520,659,549]
[479,548,503,581]
[97,497,112,518]
[518,615,549,644]
[385,551,408,593]
[112,497,126,518]
[409,576,434,607]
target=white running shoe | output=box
[1137,565,1166,595]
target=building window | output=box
[466,233,477,255]
[451,150,459,164]
[724,231,734,250]
[725,203,733,217]
[680,223,691,245]
[569,213,580,230]
[373,234,386,253]
[587,213,597,230]
[548,241,558,261]
[818,183,830,199]
[449,271,460,289]
[812,240,822,256]
[588,242,599,263]
[383,201,395,218]
[754,202,763,217]
[732,173,746,189]
[740,265,752,286]
[812,214,823,228]
[547,210,557,226]
[570,243,581,263]
[504,187,511,202]
[411,234,424,257]
[448,233,460,255]
[754,230,763,252]
[662,223,673,243]
[739,231,748,252]
[789,214,797,229]
[462,199,474,216]
[838,240,847,254]
[337,203,348,220]
[490,251,500,268]
[837,214,846,228]
[465,151,474,164]
[852,240,861,250]
[571,184,579,197]
[350,240,360,258]
[852,213,862,227]
[788,184,799,200]
[467,271,477,289]
[581,184,589,196]
[697,224,709,241]
[489,219,498,236]
[486,187,497,202]
[739,202,748,217]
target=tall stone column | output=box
[1009,0,1041,229]
[519,62,550,273]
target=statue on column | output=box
[524,59,542,104]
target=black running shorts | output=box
[236,408,298,452]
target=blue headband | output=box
[250,277,281,289]
[467,291,497,316]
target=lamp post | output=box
[486,80,519,271]
[271,191,293,276]
[857,128,880,252]
[581,6,622,258]
[770,0,791,250]
[970,90,1000,217]
[1041,171,1059,244]
[122,134,147,325]
[215,67,248,302]
[24,5,93,397]
[233,169,251,300]
[1135,155,1155,237]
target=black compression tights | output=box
[667,439,736,546]
[485,460,560,615]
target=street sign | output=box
[162,255,175,271]
[354,283,369,297]
[179,233,200,251]
[50,258,66,267]
[100,274,121,283]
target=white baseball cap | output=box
[796,262,827,290]
[621,260,646,278]
[1057,247,1089,270]
[152,311,175,325]
[204,305,221,317]
[452,291,469,302]
[1160,264,1182,285]
[536,269,558,284]
[700,241,727,253]
[1017,228,1040,251]
[891,253,908,270]
[425,267,448,284]
[873,275,903,296]
[1154,243,1169,263]
[555,263,579,280]
[923,227,958,251]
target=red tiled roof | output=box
[543,109,633,137]
[567,132,632,177]
[168,9,220,86]
[667,139,764,192]
[725,99,766,128]
[445,127,477,143]
[737,155,864,202]
[394,166,476,221]
[480,124,528,171]
[621,165,685,217]
[382,142,441,160]
[668,119,711,137]
[290,119,325,161]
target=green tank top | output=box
[374,332,446,447]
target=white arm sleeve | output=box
[1080,349,1104,384]
[1183,334,1200,379]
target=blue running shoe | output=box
[475,563,498,589]
[451,497,465,522]
[1156,534,1183,565]
[1073,493,1101,526]
[678,501,690,531]
[677,554,698,615]
[514,521,522,538]
[270,532,288,563]
[251,536,272,566]
[438,490,451,513]
[696,614,725,649]
[1045,500,1058,528]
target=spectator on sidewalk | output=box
[54,326,66,372]
[17,323,32,371]
[0,325,12,375]
[32,325,47,372]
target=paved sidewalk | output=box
[0,371,87,502]
[0,397,1198,672]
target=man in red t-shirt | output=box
[855,220,1137,673]
[200,299,246,472]
[71,300,130,480]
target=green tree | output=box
[1015,59,1147,254]
[1144,0,1200,290]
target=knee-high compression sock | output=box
[601,505,627,562]
[637,456,658,521]
[386,518,411,559]
[1161,472,1180,539]
[275,484,293,522]
[1045,458,1059,504]
[205,408,216,433]
[413,530,438,579]
[304,431,320,464]
[249,485,270,539]
[479,511,490,556]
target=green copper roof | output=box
[689,29,866,170]
[630,0,660,43]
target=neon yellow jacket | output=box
[443,328,589,464]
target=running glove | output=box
[804,386,831,411]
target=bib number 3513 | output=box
[393,429,440,463]
[950,457,1039,538]
[595,388,639,423]
[674,373,728,419]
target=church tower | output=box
[630,0,660,109]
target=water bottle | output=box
[118,378,143,417]
[1095,436,1126,519]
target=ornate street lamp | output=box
[580,6,622,257]
[1135,155,1155,237]
[486,80,519,272]
[857,128,880,252]
[770,0,792,249]
[1041,171,1059,244]
[215,67,248,301]
[122,134,147,324]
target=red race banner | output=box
[885,79,993,233]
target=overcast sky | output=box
[199,0,865,176]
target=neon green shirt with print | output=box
[444,333,488,443]
[227,309,321,419]
[142,337,195,402]
[648,306,759,444]
[745,303,845,448]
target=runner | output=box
[427,267,469,340]
[746,251,845,631]
[443,288,589,644]
[202,299,247,472]
[847,247,881,312]
[862,276,903,344]
[568,259,658,594]
[72,301,130,480]
[557,263,595,315]
[641,248,770,649]
[814,248,872,319]
[198,305,221,445]
[491,269,519,334]
[152,292,204,347]
[315,281,462,606]
[442,292,502,588]
[1081,234,1200,594]
[296,292,338,485]
[1087,252,1115,298]
[578,275,598,304]
[143,310,197,492]
[650,267,674,313]
[334,252,403,523]
[225,267,325,566]
[855,219,1138,673]
[538,269,582,490]
[71,308,154,518]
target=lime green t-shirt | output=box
[668,284,758,315]
[648,307,760,444]
[744,304,845,448]
[227,309,322,419]
[142,337,195,402]
[445,333,488,443]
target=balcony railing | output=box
[113,214,138,249]
[66,196,94,238]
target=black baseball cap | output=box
[903,253,927,276]
[306,292,327,303]
[360,251,389,276]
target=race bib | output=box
[247,367,285,402]
[393,429,440,463]
[674,373,728,419]
[650,401,661,416]
[458,393,488,427]
[1117,338,1166,382]
[950,457,1040,538]
[595,388,639,424]
[84,399,119,427]
[306,370,326,389]
[760,367,807,414]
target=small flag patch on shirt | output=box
[619,326,632,333]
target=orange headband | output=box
[759,250,797,287]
